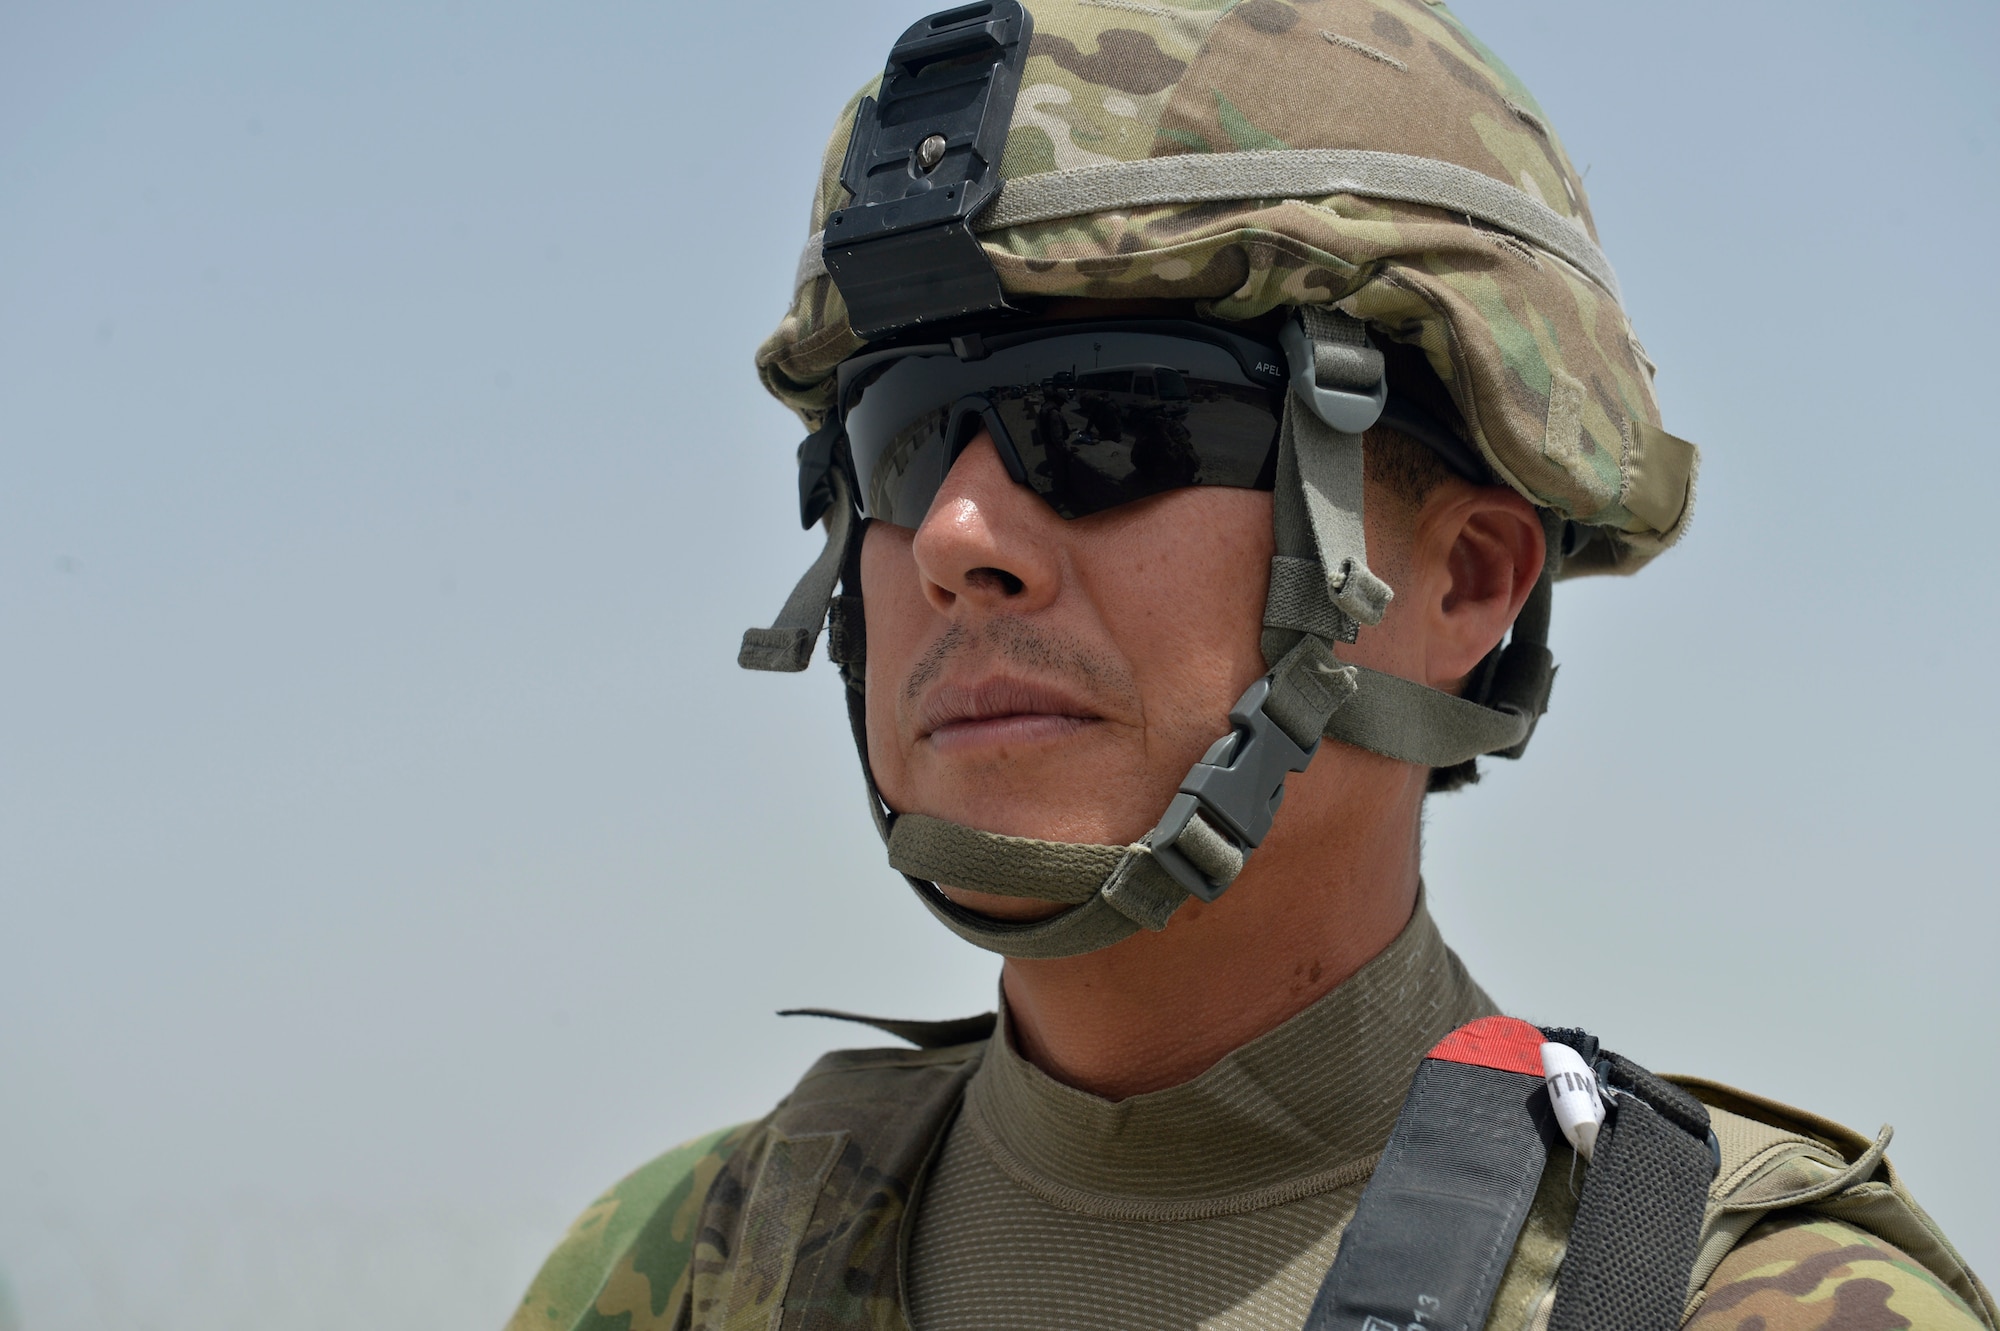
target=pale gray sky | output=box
[3,2,1996,1326]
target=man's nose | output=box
[910,429,1063,618]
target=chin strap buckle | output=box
[1145,677,1321,903]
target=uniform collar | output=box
[965,893,1495,1210]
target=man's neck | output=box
[1000,755,1428,1100]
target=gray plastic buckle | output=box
[1146,677,1320,902]
[1278,313,1388,434]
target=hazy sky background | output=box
[4,2,1996,1326]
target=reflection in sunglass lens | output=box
[992,367,1279,519]
[861,406,953,527]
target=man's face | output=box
[856,397,1550,929]
[860,427,1278,851]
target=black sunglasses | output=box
[833,320,1293,526]
[814,317,1486,530]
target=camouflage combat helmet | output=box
[741,0,1700,960]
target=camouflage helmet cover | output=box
[756,0,1698,574]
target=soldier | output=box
[509,3,1994,1329]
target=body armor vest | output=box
[558,1015,1994,1331]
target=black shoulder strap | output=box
[1305,1018,1716,1331]
[1304,1016,1557,1331]
[1542,1029,1718,1331]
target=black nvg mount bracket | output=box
[823,2,1034,340]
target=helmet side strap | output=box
[1323,514,1561,770]
[738,467,858,674]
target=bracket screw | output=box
[916,134,947,172]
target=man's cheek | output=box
[852,531,914,805]
[862,698,909,809]
[859,528,922,692]
[860,614,919,786]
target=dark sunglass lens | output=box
[858,405,952,527]
[991,369,1280,519]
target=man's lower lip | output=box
[926,714,1093,752]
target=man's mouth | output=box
[916,678,1101,753]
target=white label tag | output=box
[1540,1041,1607,1163]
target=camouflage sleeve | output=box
[1687,1214,1986,1331]
[504,1124,750,1331]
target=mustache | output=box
[901,618,1134,709]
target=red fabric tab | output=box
[1426,1015,1546,1076]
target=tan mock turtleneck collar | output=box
[963,896,1495,1218]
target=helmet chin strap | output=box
[740,309,1560,961]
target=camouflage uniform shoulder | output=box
[504,1122,756,1331]
[1688,1216,1987,1331]
[1667,1075,1996,1330]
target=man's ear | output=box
[1413,483,1547,692]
